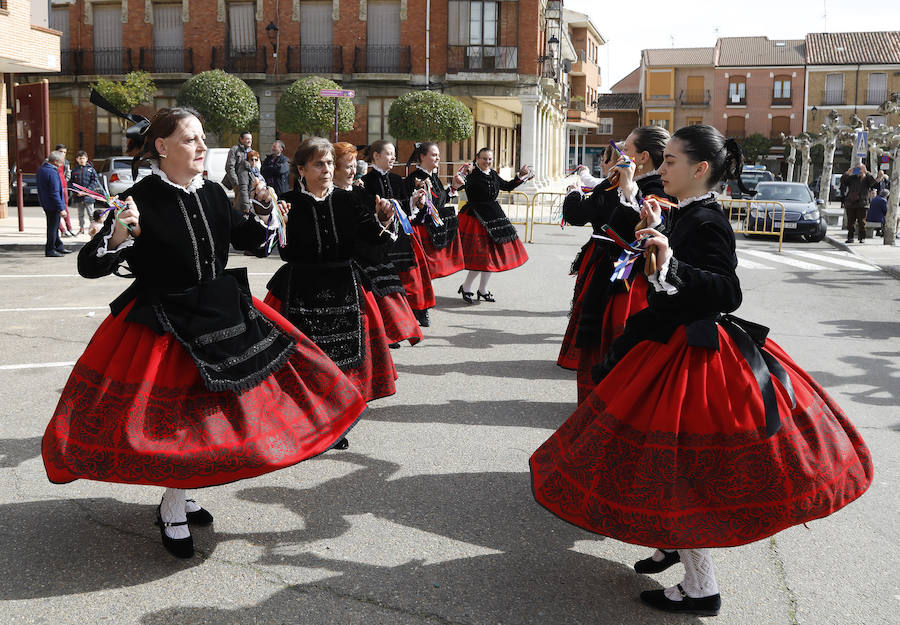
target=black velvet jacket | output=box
[404,168,459,249]
[360,167,417,270]
[596,194,742,375]
[459,168,524,243]
[77,174,295,393]
[575,174,674,346]
[267,186,391,369]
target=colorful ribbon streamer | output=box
[71,182,133,233]
[389,199,414,235]
[643,194,677,211]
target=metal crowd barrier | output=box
[528,192,570,243]
[720,198,787,252]
[497,190,533,241]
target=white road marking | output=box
[0,274,78,278]
[739,249,833,271]
[784,250,878,270]
[0,306,107,312]
[0,361,75,371]
[736,256,775,269]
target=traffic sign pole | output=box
[319,89,355,143]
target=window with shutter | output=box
[367,1,402,72]
[300,1,334,72]
[866,73,887,105]
[228,3,256,54]
[93,5,123,74]
[153,4,184,72]
[824,74,844,105]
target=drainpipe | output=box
[425,0,431,89]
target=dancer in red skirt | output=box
[332,142,422,349]
[360,141,435,327]
[403,142,467,279]
[557,145,619,370]
[42,109,366,560]
[531,124,873,616]
[265,138,399,409]
[456,148,531,303]
[563,127,674,404]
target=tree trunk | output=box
[818,137,837,205]
[786,144,796,182]
[884,145,899,246]
[799,145,811,186]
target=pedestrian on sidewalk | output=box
[530,123,873,617]
[261,140,291,195]
[36,151,71,257]
[455,148,532,305]
[55,144,76,238]
[223,131,252,191]
[69,150,103,235]
[867,189,888,237]
[840,164,876,243]
[42,108,366,560]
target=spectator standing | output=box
[223,131,252,190]
[37,151,71,257]
[236,150,267,214]
[867,189,888,237]
[261,140,291,195]
[840,164,876,243]
[55,144,76,237]
[69,151,103,234]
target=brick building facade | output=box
[13,0,571,185]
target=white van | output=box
[203,148,234,199]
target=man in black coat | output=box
[37,151,71,257]
[840,164,876,243]
[261,140,291,195]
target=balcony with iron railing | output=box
[354,45,411,73]
[57,48,133,75]
[137,47,193,73]
[211,47,268,74]
[285,45,343,74]
[823,88,844,106]
[679,89,711,106]
[726,89,747,106]
[447,45,517,74]
[772,96,792,106]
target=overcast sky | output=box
[563,0,900,91]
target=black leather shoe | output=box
[415,309,431,327]
[334,437,350,450]
[634,550,681,574]
[845,238,853,243]
[60,248,73,254]
[45,250,64,257]
[156,505,194,559]
[185,499,214,526]
[640,586,721,616]
[476,290,495,302]
[458,285,474,304]
[388,342,401,349]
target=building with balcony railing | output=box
[22,0,574,186]
[639,46,715,132]
[563,8,605,172]
[804,31,900,136]
[2,0,62,218]
[713,36,806,165]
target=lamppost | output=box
[265,21,279,75]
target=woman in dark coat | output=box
[42,109,366,560]
[456,148,531,303]
[360,140,435,327]
[531,124,872,616]
[403,142,467,279]
[264,137,399,403]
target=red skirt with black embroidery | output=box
[575,274,649,404]
[264,289,397,402]
[413,223,466,279]
[41,298,366,489]
[397,231,436,310]
[558,238,599,370]
[457,212,529,272]
[371,290,422,346]
[531,326,874,549]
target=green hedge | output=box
[276,77,355,136]
[178,70,259,137]
[387,91,473,142]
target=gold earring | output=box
[159,154,167,159]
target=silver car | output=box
[94,157,153,197]
[747,182,827,242]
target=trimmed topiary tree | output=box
[387,91,474,142]
[91,71,156,117]
[177,70,259,139]
[276,77,355,137]
[740,133,772,166]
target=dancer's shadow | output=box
[363,399,573,429]
[434,295,569,318]
[137,452,698,625]
[807,351,899,408]
[396,359,574,381]
[0,498,206,599]
[435,325,563,350]
[0,436,41,468]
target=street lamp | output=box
[265,21,279,55]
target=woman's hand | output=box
[616,154,636,197]
[412,188,426,208]
[518,165,532,179]
[634,227,669,269]
[375,195,395,223]
[276,200,290,224]
[108,196,140,248]
[639,197,663,229]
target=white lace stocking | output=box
[664,548,719,601]
[463,270,479,293]
[160,488,190,540]
[478,272,492,293]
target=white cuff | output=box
[618,185,640,212]
[647,251,678,294]
[97,228,135,257]
[408,197,421,220]
[577,170,604,189]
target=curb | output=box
[825,235,900,280]
[0,242,86,253]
